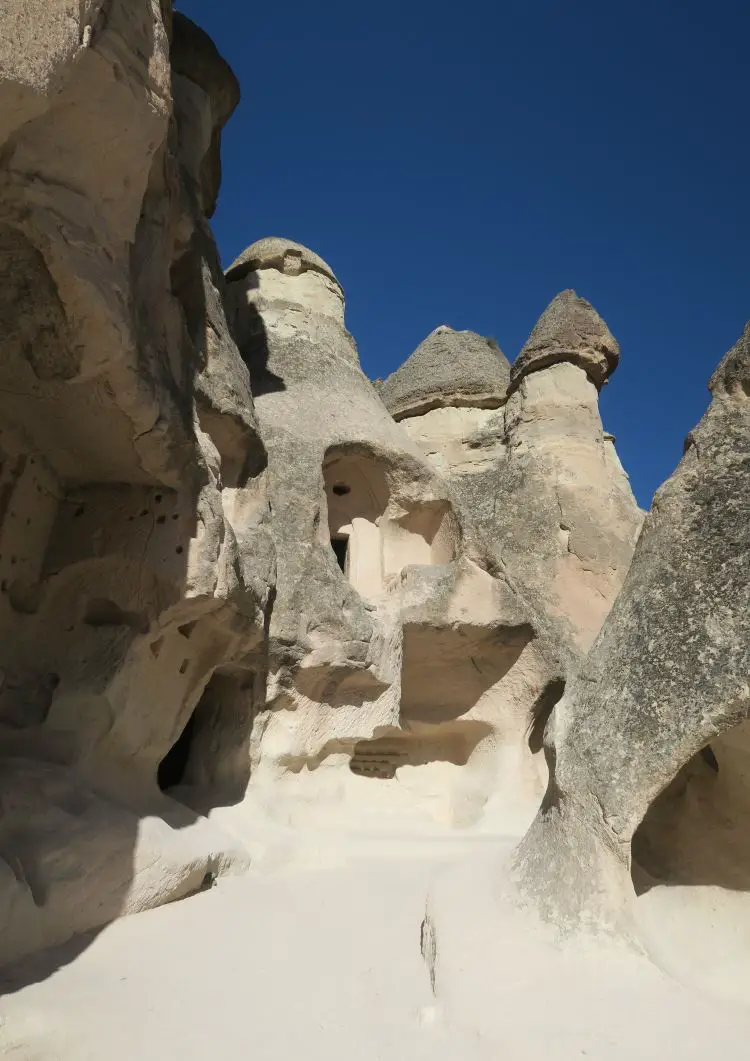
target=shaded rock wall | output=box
[0,2,274,965]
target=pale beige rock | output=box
[496,359,643,650]
[396,311,642,657]
[224,240,565,833]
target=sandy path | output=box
[2,834,750,1060]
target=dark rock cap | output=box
[171,14,240,129]
[378,326,511,421]
[225,237,341,290]
[511,290,619,390]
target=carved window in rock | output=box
[322,445,459,594]
[322,446,390,596]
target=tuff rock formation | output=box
[513,322,750,930]
[0,8,748,1043]
[0,1,273,965]
[222,240,565,835]
[383,297,644,655]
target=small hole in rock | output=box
[332,483,351,496]
[179,659,189,674]
[176,546,184,555]
[156,515,166,524]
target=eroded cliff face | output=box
[0,3,274,964]
[1,0,744,978]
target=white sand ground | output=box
[2,820,750,1061]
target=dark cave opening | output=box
[156,669,260,808]
[157,710,197,791]
[331,535,349,573]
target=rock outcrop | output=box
[487,291,642,652]
[224,240,563,833]
[0,3,274,965]
[386,295,643,656]
[513,323,750,929]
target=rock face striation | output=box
[0,0,747,991]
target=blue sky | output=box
[177,0,748,508]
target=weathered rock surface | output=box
[224,239,563,832]
[0,2,273,964]
[513,323,750,929]
[379,326,510,420]
[393,301,643,656]
[510,288,620,390]
[484,352,642,653]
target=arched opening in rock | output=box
[157,667,260,810]
[630,719,750,1001]
[382,500,458,575]
[399,621,532,725]
[323,445,389,595]
[322,445,458,596]
[157,710,196,790]
[632,719,750,895]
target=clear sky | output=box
[177,0,748,508]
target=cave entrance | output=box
[331,535,349,573]
[631,719,750,895]
[157,667,260,810]
[158,709,196,790]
